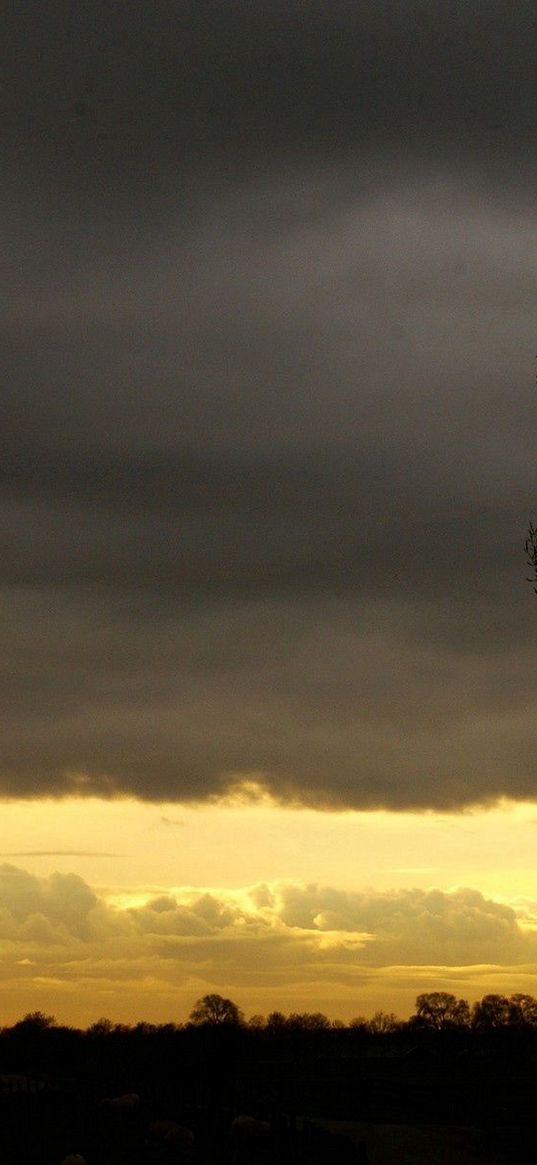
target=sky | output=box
[3,0,537,1026]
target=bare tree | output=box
[367,1010,401,1034]
[188,993,243,1026]
[472,993,511,1031]
[412,992,470,1031]
[525,522,537,592]
[509,992,537,1027]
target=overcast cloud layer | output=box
[3,2,537,808]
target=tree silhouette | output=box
[472,993,511,1030]
[367,1010,400,1034]
[266,1011,287,1032]
[188,993,243,1026]
[413,992,470,1030]
[509,993,537,1027]
[286,1011,331,1031]
[12,1010,56,1033]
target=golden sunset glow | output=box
[1,796,537,1027]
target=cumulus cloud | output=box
[2,3,537,809]
[2,864,537,1022]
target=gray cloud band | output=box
[2,3,536,808]
[5,2,537,195]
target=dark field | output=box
[3,1019,537,1164]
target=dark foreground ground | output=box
[2,1023,537,1163]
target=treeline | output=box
[4,989,537,1041]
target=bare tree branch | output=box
[525,521,537,593]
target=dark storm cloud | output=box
[5,1,537,195]
[3,2,537,807]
